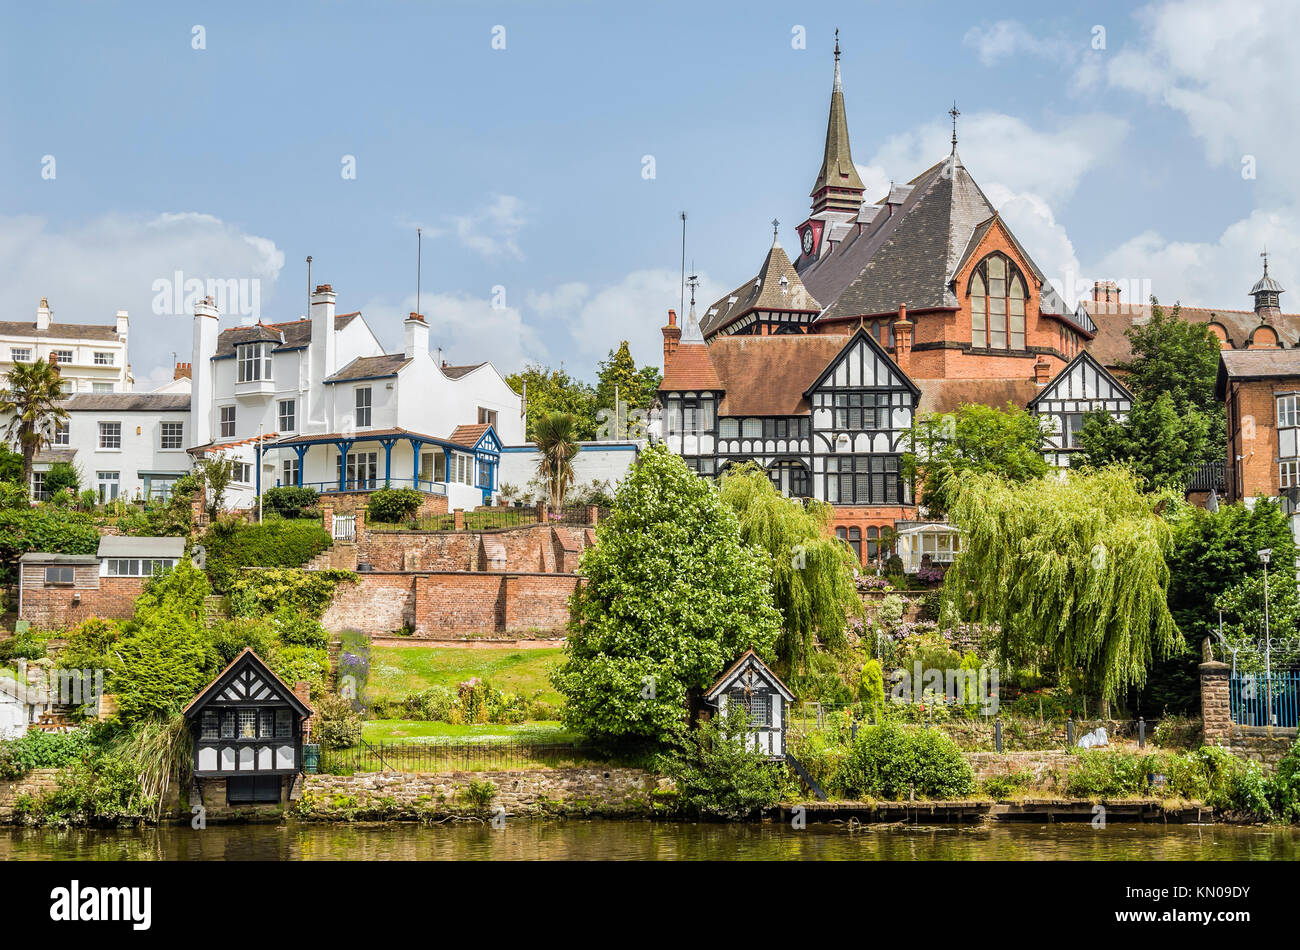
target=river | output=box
[2,821,1297,860]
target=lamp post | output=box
[1260,547,1273,724]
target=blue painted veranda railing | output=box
[1230,671,1300,728]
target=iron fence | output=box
[1230,671,1300,728]
[317,738,606,774]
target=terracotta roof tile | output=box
[660,343,721,391]
[1086,300,1300,368]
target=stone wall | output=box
[0,768,61,820]
[321,570,580,637]
[298,768,664,819]
[965,751,1071,787]
[1199,652,1296,770]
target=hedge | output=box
[201,520,333,592]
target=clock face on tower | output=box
[801,228,815,256]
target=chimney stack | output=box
[192,295,220,447]
[1034,357,1053,384]
[174,361,192,381]
[662,308,681,368]
[404,312,429,358]
[115,309,129,339]
[891,304,912,374]
[308,284,337,430]
[36,298,51,331]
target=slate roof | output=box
[1086,300,1300,369]
[97,536,187,559]
[213,314,359,359]
[699,239,821,338]
[325,354,411,383]
[34,449,77,464]
[1215,348,1300,399]
[0,321,119,342]
[441,363,486,379]
[61,393,190,412]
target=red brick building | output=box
[658,39,1121,565]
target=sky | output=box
[1,0,1296,391]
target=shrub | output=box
[209,617,278,666]
[0,507,99,583]
[1062,750,1149,798]
[837,723,975,800]
[0,632,47,662]
[202,520,333,592]
[858,658,885,710]
[657,704,788,820]
[460,779,497,810]
[313,692,363,750]
[367,487,423,524]
[268,645,329,699]
[1270,738,1300,822]
[262,486,320,520]
[44,461,81,496]
[982,770,1034,800]
[876,594,905,632]
[26,750,152,827]
[0,730,95,779]
[229,567,356,619]
[272,608,330,649]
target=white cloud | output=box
[447,194,530,260]
[963,20,1074,66]
[0,211,284,386]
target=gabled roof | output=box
[704,649,795,703]
[699,239,821,338]
[1027,350,1134,409]
[1215,348,1300,399]
[325,353,412,383]
[182,648,312,719]
[446,423,500,451]
[1087,300,1300,368]
[441,362,486,379]
[803,325,921,399]
[705,335,852,415]
[800,155,1000,320]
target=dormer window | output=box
[237,342,272,382]
[969,253,1026,351]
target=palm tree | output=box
[534,411,580,509]
[0,358,69,491]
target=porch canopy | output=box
[271,426,495,494]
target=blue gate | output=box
[1230,671,1300,728]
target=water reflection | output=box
[2,821,1297,861]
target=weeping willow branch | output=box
[942,467,1181,702]
[720,465,861,674]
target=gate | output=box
[332,513,356,542]
[1230,670,1300,728]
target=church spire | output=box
[810,29,864,215]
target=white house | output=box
[31,392,192,502]
[189,285,524,510]
[0,298,133,394]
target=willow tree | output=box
[942,467,1181,703]
[719,464,859,674]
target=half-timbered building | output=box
[1028,351,1134,469]
[658,37,1132,561]
[704,650,795,760]
[183,648,313,808]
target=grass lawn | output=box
[361,720,576,743]
[366,645,565,707]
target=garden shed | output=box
[704,650,794,760]
[182,649,313,807]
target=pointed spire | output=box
[810,31,864,214]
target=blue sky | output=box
[2,0,1296,388]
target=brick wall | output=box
[298,767,664,819]
[1199,653,1296,771]
[357,523,592,573]
[321,570,580,637]
[1225,377,1283,502]
[965,751,1071,786]
[19,563,146,629]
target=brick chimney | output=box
[1092,280,1121,314]
[293,681,314,740]
[173,362,192,381]
[1034,357,1053,384]
[891,304,912,374]
[662,308,681,368]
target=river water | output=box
[2,821,1297,860]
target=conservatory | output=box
[894,523,962,574]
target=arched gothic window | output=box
[969,253,1026,350]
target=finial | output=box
[1262,246,1270,276]
[833,29,842,92]
[771,218,780,243]
[949,101,961,153]
[686,269,699,307]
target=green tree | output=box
[194,454,234,518]
[43,461,81,499]
[942,467,1182,703]
[0,359,69,488]
[552,445,781,744]
[534,411,581,509]
[656,702,786,819]
[903,403,1048,519]
[1074,392,1212,491]
[595,341,661,437]
[506,364,598,441]
[0,446,23,485]
[1118,299,1221,416]
[1214,570,1300,673]
[719,463,859,673]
